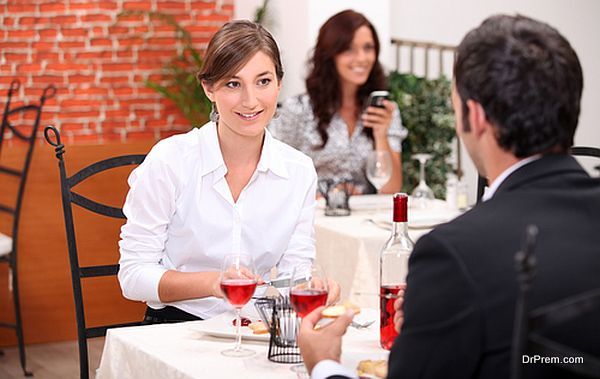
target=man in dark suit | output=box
[298,14,600,379]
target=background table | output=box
[96,309,387,379]
[315,195,461,308]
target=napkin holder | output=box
[255,297,302,364]
[318,178,353,217]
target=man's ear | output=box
[201,81,215,102]
[466,99,488,137]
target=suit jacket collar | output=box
[494,154,585,196]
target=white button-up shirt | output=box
[118,122,317,319]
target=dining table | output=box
[95,308,387,379]
[314,195,462,309]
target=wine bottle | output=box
[380,193,414,350]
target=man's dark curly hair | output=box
[454,14,583,157]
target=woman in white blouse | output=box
[269,10,407,194]
[118,20,336,323]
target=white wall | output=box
[235,0,391,100]
[391,0,600,201]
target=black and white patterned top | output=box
[269,94,407,193]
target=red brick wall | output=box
[0,0,233,144]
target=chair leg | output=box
[11,264,33,376]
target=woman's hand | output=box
[326,278,341,305]
[361,100,394,141]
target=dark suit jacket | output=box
[326,154,599,379]
[383,154,600,379]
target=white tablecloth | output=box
[315,195,461,309]
[96,309,387,379]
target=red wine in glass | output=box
[221,279,257,308]
[220,253,258,358]
[290,289,328,318]
[380,284,405,350]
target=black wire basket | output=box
[255,296,302,364]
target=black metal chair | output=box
[511,225,600,379]
[477,146,600,203]
[44,125,145,379]
[0,79,55,376]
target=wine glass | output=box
[366,151,392,194]
[220,253,258,357]
[290,264,329,318]
[411,153,435,209]
[289,264,329,374]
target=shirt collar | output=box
[199,122,289,179]
[199,122,226,177]
[257,128,289,179]
[482,155,541,201]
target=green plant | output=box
[388,72,456,198]
[117,11,211,127]
[253,0,271,24]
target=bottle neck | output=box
[391,220,409,237]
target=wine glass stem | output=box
[419,159,426,185]
[234,308,242,352]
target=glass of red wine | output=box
[289,264,329,373]
[290,264,329,318]
[220,253,258,357]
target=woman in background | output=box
[118,20,338,324]
[270,9,406,194]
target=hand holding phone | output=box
[365,90,390,109]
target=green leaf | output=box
[389,72,456,198]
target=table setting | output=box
[96,260,388,379]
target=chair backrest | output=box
[511,225,600,379]
[44,125,146,379]
[0,79,55,377]
[476,146,600,203]
[1,79,56,253]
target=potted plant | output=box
[388,72,456,198]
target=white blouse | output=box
[269,94,407,193]
[118,122,317,319]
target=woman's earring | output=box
[210,102,219,123]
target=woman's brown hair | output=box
[197,20,284,87]
[306,10,387,148]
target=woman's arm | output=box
[363,100,403,193]
[119,141,224,304]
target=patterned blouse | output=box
[269,94,407,194]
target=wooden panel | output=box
[0,140,154,346]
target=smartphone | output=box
[365,90,389,109]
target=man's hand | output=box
[298,306,355,374]
[393,288,405,333]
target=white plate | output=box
[349,194,392,211]
[191,310,270,342]
[317,194,391,211]
[408,208,461,229]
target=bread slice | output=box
[322,301,361,318]
[248,320,269,335]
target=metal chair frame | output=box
[511,226,600,379]
[44,125,145,379]
[0,79,55,376]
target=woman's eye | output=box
[258,78,271,86]
[364,44,375,53]
[225,81,240,89]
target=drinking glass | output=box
[220,253,258,357]
[411,153,435,208]
[366,151,392,194]
[290,264,329,318]
[289,264,329,373]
